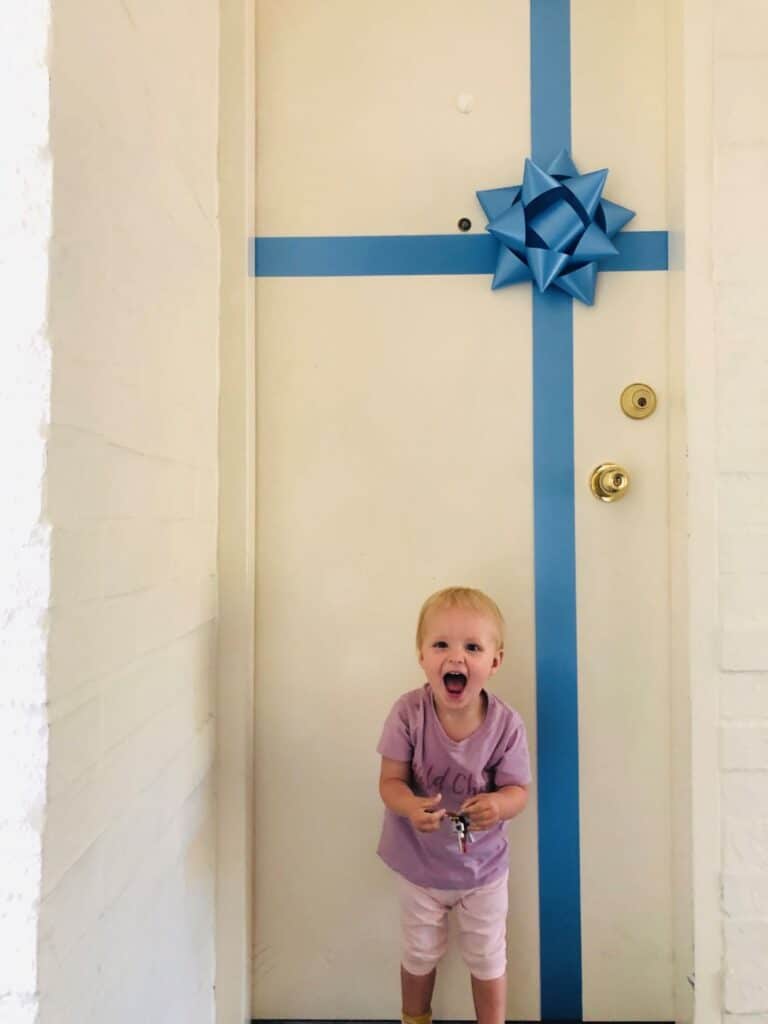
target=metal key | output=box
[448,812,472,854]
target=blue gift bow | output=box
[478,149,636,305]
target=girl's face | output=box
[418,605,503,714]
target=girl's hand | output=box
[460,793,501,831]
[408,793,446,833]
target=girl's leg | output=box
[455,872,509,1024]
[401,964,437,1018]
[397,874,450,1021]
[470,972,507,1024]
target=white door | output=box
[252,1,673,1019]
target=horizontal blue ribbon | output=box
[250,231,667,278]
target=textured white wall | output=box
[38,2,220,1022]
[712,1,768,1018]
[0,3,52,1022]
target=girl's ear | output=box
[491,647,504,673]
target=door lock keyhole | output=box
[591,463,630,502]
[620,383,657,419]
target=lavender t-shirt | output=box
[377,684,532,890]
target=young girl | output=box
[377,587,531,1024]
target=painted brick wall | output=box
[38,3,220,1021]
[0,3,52,1022]
[714,2,768,1018]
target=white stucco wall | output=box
[0,4,52,1022]
[712,2,768,1017]
[37,2,220,1022]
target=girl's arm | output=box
[379,757,446,830]
[379,757,417,816]
[460,784,530,830]
[492,783,529,821]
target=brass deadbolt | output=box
[620,382,657,419]
[591,463,630,502]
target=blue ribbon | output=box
[251,231,666,278]
[530,1,581,1019]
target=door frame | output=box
[216,1,256,1021]
[214,2,719,1021]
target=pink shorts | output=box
[397,870,509,981]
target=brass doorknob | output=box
[590,463,630,502]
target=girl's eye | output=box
[433,641,448,649]
[466,643,481,652]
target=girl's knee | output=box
[461,948,507,979]
[401,946,446,977]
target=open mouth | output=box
[443,672,467,696]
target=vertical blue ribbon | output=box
[531,1,583,1019]
[531,0,572,168]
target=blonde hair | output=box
[416,586,505,652]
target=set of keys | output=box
[447,812,474,854]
